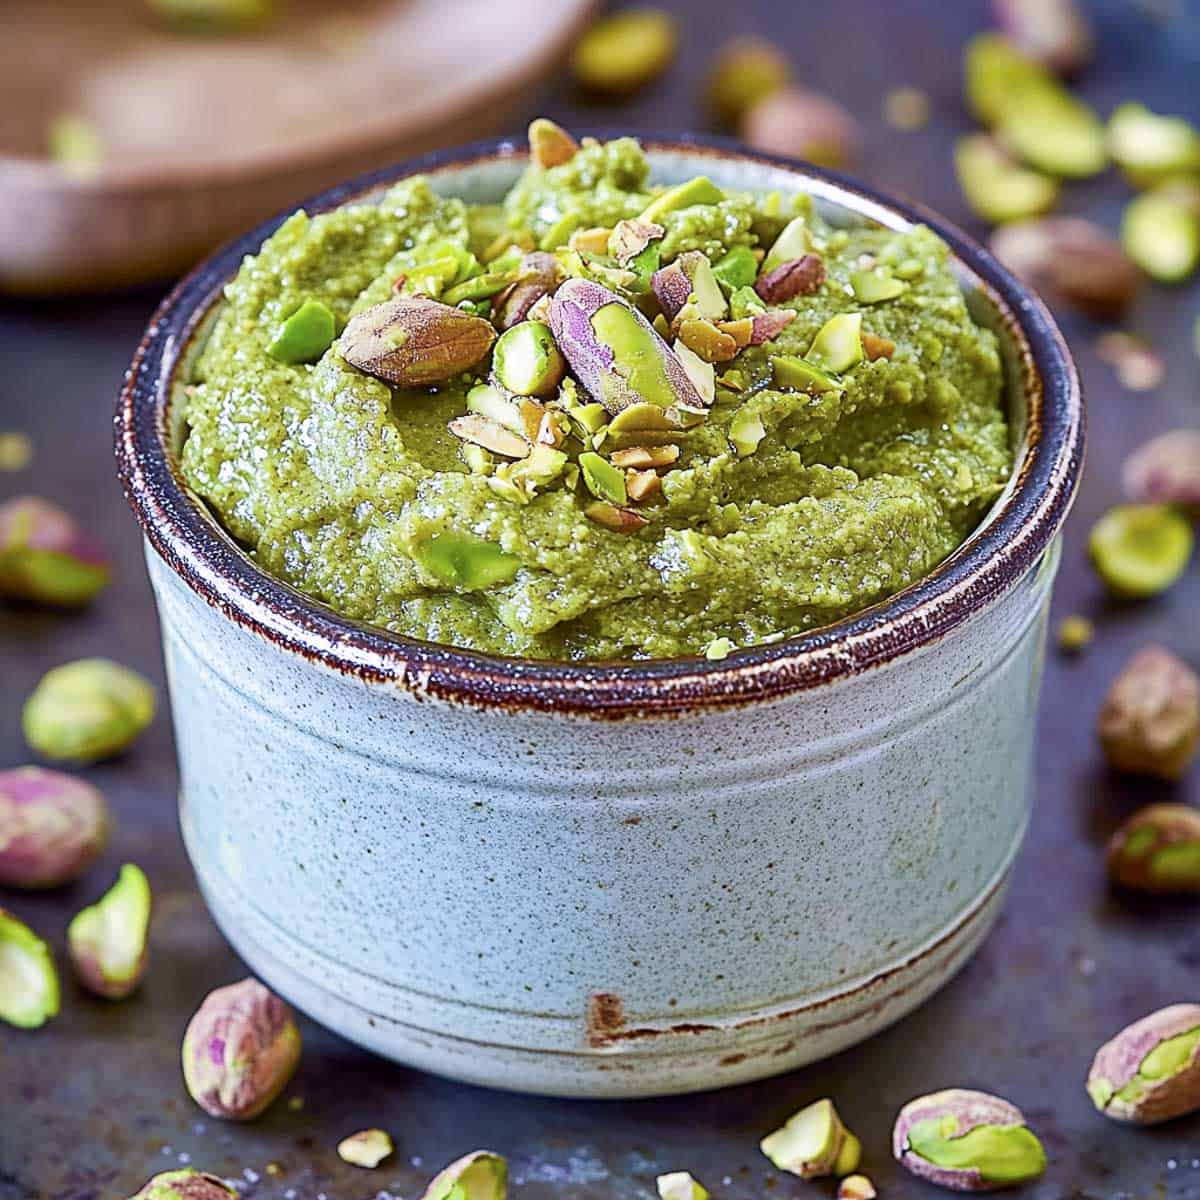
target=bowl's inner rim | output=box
[128,137,1081,704]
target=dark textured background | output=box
[1,1,1198,1197]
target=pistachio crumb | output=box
[883,87,931,131]
[1057,614,1094,654]
[0,433,33,472]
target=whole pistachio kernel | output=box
[338,1128,395,1169]
[492,321,566,398]
[183,978,302,1120]
[420,1152,508,1200]
[893,1089,1047,1191]
[0,766,111,889]
[0,907,60,1028]
[0,496,110,607]
[1108,804,1200,893]
[705,36,791,126]
[571,8,677,97]
[1121,185,1200,284]
[266,299,336,364]
[1088,504,1193,598]
[1088,1004,1200,1124]
[954,135,1058,226]
[23,658,156,764]
[741,87,861,169]
[760,1098,859,1180]
[1108,102,1200,187]
[68,863,152,999]
[128,1169,239,1200]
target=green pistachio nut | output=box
[528,117,579,170]
[1121,185,1200,284]
[571,8,677,98]
[145,0,273,30]
[1088,1004,1200,1124]
[338,1128,395,1169]
[703,637,736,661]
[421,1151,508,1200]
[656,1172,708,1200]
[650,250,727,324]
[964,34,1053,126]
[0,907,60,1028]
[954,135,1059,225]
[807,313,864,373]
[492,321,566,398]
[579,452,628,505]
[761,216,811,274]
[267,299,336,364]
[711,245,760,292]
[413,532,519,590]
[1123,430,1200,510]
[760,1098,858,1180]
[728,408,766,457]
[490,444,569,504]
[1088,504,1193,598]
[68,862,151,999]
[182,977,302,1120]
[771,355,842,395]
[850,270,907,304]
[998,84,1107,178]
[894,1089,1047,1190]
[705,36,792,126]
[23,658,156,764]
[1108,804,1200,891]
[1108,102,1200,187]
[0,766,111,888]
[128,1169,239,1200]
[638,176,725,225]
[0,496,110,607]
[730,285,767,320]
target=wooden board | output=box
[0,0,596,292]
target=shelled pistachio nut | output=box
[0,907,59,1028]
[0,496,110,607]
[1122,430,1200,512]
[760,1097,860,1180]
[128,1169,239,1200]
[68,863,152,999]
[420,1152,508,1200]
[1108,804,1200,893]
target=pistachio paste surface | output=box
[181,124,1013,660]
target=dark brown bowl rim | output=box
[115,134,1084,718]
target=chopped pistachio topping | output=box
[806,313,864,373]
[414,533,519,590]
[268,299,336,365]
[338,1128,395,1169]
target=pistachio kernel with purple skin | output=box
[754,254,826,304]
[893,1089,1047,1191]
[68,862,152,999]
[420,1151,508,1200]
[0,496,110,607]
[548,278,706,418]
[1107,804,1200,894]
[0,766,111,888]
[129,1169,239,1200]
[1088,1004,1200,1124]
[1122,430,1200,512]
[650,251,726,324]
[182,977,302,1120]
[492,252,566,330]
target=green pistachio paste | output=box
[180,130,1013,660]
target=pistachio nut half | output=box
[1088,1004,1200,1124]
[0,766,111,888]
[1089,505,1193,599]
[893,1088,1047,1191]
[420,1151,508,1200]
[954,135,1059,226]
[571,9,677,97]
[182,978,302,1120]
[0,496,110,607]
[1108,804,1200,894]
[68,862,152,999]
[338,1128,395,1169]
[128,1169,239,1200]
[760,1097,859,1180]
[656,1172,708,1200]
[0,907,60,1028]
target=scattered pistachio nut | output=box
[0,431,33,471]
[1121,184,1200,284]
[585,500,648,533]
[0,766,111,888]
[68,862,151,999]
[0,907,60,1028]
[1095,332,1164,393]
[1088,505,1193,598]
[754,253,826,303]
[996,76,1107,179]
[1056,614,1094,654]
[549,278,706,418]
[760,1097,860,1180]
[1098,647,1199,782]
[267,299,336,365]
[1088,1004,1200,1124]
[338,1128,394,1169]
[23,658,156,764]
[145,0,274,31]
[492,321,565,398]
[182,978,302,1120]
[528,118,579,170]
[1108,102,1200,187]
[420,1151,508,1200]
[838,1176,877,1200]
[493,252,565,329]
[639,176,725,225]
[893,1088,1047,1191]
[626,469,661,503]
[651,250,726,324]
[772,355,842,395]
[989,218,1139,318]
[449,415,530,460]
[954,135,1059,226]
[571,8,677,97]
[656,1172,708,1200]
[339,297,496,387]
[1108,804,1200,894]
[883,87,932,131]
[579,452,628,506]
[705,36,792,126]
[991,0,1093,75]
[127,1169,239,1200]
[741,86,860,168]
[808,313,864,373]
[0,496,110,607]
[1122,430,1200,511]
[964,34,1053,126]
[677,319,739,363]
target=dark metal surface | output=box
[1,1,1197,1197]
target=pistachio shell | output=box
[339,297,496,387]
[1088,1004,1200,1124]
[1108,803,1200,893]
[610,219,665,267]
[128,1169,239,1200]
[0,907,59,1028]
[68,862,151,999]
[0,766,110,888]
[0,496,110,607]
[182,978,302,1120]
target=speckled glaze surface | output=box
[118,139,1083,1097]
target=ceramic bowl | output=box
[117,136,1083,1098]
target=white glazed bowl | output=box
[117,137,1083,1098]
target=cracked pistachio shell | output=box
[129,1170,239,1200]
[1089,505,1193,598]
[760,1098,854,1180]
[893,1089,1046,1191]
[1123,430,1200,511]
[183,978,302,1120]
[1088,1004,1200,1124]
[68,863,151,999]
[492,321,565,398]
[656,1173,708,1200]
[954,135,1058,225]
[0,907,59,1028]
[421,1152,508,1200]
[23,658,156,764]
[0,496,110,607]
[339,297,496,387]
[991,0,1093,75]
[1098,648,1199,781]
[549,278,704,417]
[338,1128,395,1169]
[1108,804,1200,893]
[0,766,110,888]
